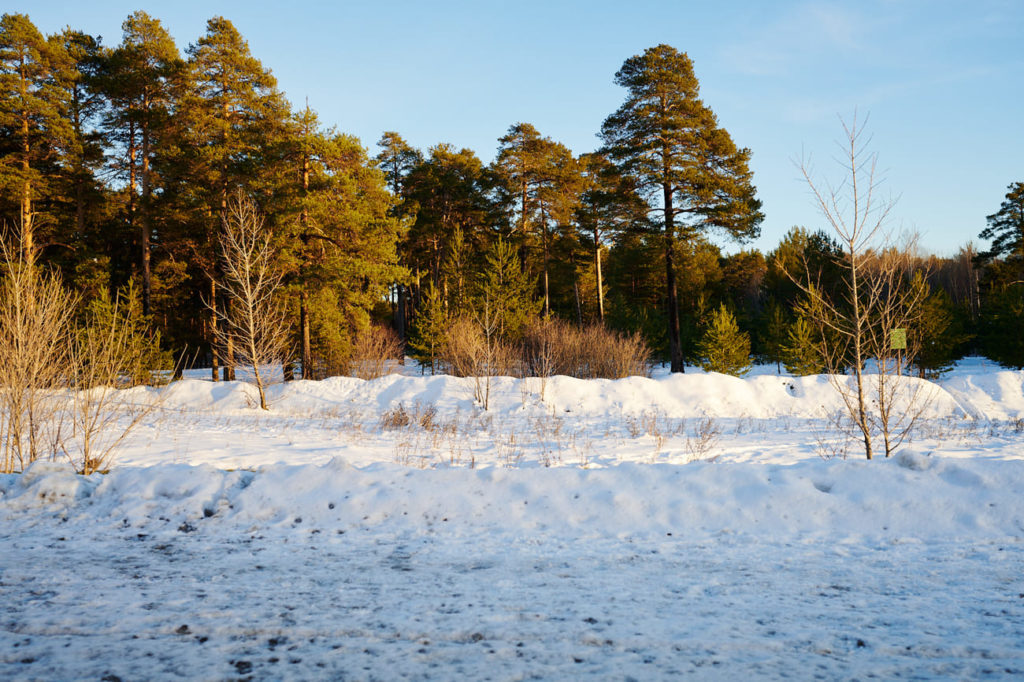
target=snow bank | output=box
[4,453,1022,542]
[149,368,1006,421]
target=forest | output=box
[2,10,1023,386]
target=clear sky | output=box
[17,0,1024,256]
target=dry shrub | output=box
[0,238,162,474]
[379,403,411,430]
[521,318,649,379]
[0,255,77,472]
[440,317,515,378]
[352,323,404,380]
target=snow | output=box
[2,358,1024,678]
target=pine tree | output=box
[978,182,1024,262]
[782,316,825,376]
[912,288,970,378]
[600,45,763,372]
[46,29,106,264]
[978,281,1024,369]
[102,11,182,315]
[0,13,72,264]
[407,282,447,373]
[375,131,421,340]
[477,237,541,342]
[175,16,292,380]
[762,300,789,374]
[696,304,751,376]
[402,144,492,288]
[82,280,171,386]
[281,126,406,378]
[576,152,646,322]
[492,123,583,317]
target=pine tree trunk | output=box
[210,278,219,382]
[300,291,312,379]
[220,179,235,382]
[594,227,604,322]
[18,65,33,266]
[128,121,137,233]
[395,283,406,341]
[540,207,550,318]
[141,97,152,316]
[663,182,683,373]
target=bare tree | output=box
[210,193,291,410]
[797,115,931,459]
[862,244,934,457]
[0,234,78,472]
[62,289,164,474]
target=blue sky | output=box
[20,0,1024,256]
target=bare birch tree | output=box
[210,192,290,410]
[797,115,932,459]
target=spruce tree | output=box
[600,45,763,372]
[696,304,751,376]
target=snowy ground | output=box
[2,358,1024,679]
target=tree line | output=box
[3,12,1023,381]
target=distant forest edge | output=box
[2,11,1023,381]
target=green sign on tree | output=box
[891,328,907,350]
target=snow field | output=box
[1,359,1023,678]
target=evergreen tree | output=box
[282,127,406,378]
[477,237,541,341]
[912,288,970,378]
[576,152,647,322]
[762,300,789,373]
[47,28,107,267]
[978,182,1024,262]
[782,316,825,376]
[440,224,472,317]
[402,144,493,289]
[407,282,447,373]
[696,304,751,376]
[376,131,422,201]
[978,281,1024,369]
[492,123,583,317]
[102,11,182,315]
[82,279,171,385]
[600,45,763,372]
[375,131,422,340]
[175,15,292,379]
[0,13,72,263]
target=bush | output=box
[351,323,403,380]
[521,318,650,379]
[440,317,515,378]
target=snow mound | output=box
[152,370,980,421]
[4,456,1023,542]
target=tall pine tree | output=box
[600,45,763,372]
